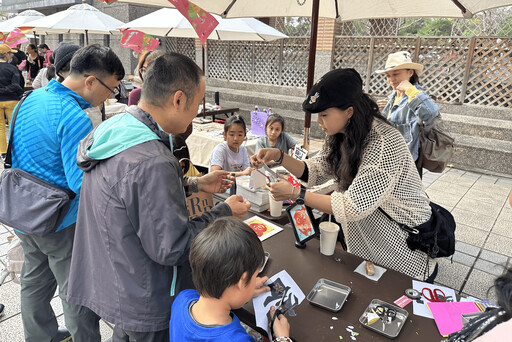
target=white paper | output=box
[252,270,305,338]
[250,168,267,190]
[244,216,283,242]
[412,280,457,319]
[353,261,387,281]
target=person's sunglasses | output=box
[84,74,116,96]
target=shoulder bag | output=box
[418,114,455,173]
[0,91,76,236]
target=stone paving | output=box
[0,166,511,341]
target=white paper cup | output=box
[319,221,340,256]
[268,192,283,217]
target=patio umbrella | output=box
[0,10,45,33]
[118,8,287,117]
[0,10,45,45]
[117,0,512,148]
[26,3,124,45]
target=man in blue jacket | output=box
[67,52,251,342]
[11,44,124,342]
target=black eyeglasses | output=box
[84,74,116,96]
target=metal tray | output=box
[306,278,351,312]
[359,299,409,339]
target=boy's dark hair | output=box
[38,43,50,50]
[190,217,264,299]
[141,52,202,108]
[265,113,285,131]
[224,115,247,135]
[69,44,125,81]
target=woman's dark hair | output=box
[224,115,247,135]
[46,54,55,81]
[190,217,264,299]
[408,69,420,84]
[326,94,390,190]
[38,44,50,50]
[265,113,285,131]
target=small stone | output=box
[346,328,352,332]
[330,326,334,330]
[350,337,356,341]
[332,317,338,320]
[335,257,342,262]
[339,337,343,340]
[348,326,354,329]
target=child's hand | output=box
[269,306,290,338]
[253,276,270,297]
[242,166,255,176]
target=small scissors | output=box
[422,288,446,302]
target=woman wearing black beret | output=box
[251,68,432,278]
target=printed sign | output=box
[186,191,213,218]
[244,216,283,241]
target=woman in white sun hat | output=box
[376,51,438,177]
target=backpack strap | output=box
[4,91,33,169]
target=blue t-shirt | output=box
[170,289,255,342]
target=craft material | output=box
[253,270,305,339]
[412,280,457,319]
[405,288,422,300]
[394,295,413,308]
[365,261,375,276]
[427,301,482,337]
[244,216,283,242]
[353,261,387,281]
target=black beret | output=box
[302,68,364,113]
[54,42,80,75]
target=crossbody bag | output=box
[0,91,76,236]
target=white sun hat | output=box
[375,51,424,75]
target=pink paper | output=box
[427,301,481,336]
[120,30,160,54]
[168,0,218,47]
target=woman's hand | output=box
[250,148,281,168]
[253,276,270,297]
[269,306,291,338]
[197,170,234,193]
[267,180,295,201]
[396,80,413,97]
[377,99,388,112]
[242,166,255,176]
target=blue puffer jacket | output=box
[381,84,438,161]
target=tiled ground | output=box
[0,166,511,341]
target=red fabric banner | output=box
[168,0,218,47]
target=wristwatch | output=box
[296,186,306,205]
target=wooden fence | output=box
[166,36,512,107]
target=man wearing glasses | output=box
[10,44,124,342]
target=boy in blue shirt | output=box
[170,217,292,341]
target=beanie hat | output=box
[302,68,364,114]
[54,42,80,75]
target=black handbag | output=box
[379,202,456,258]
[0,91,76,237]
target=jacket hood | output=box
[77,108,162,172]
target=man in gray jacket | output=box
[67,53,250,342]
